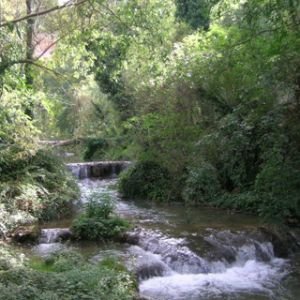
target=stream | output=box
[21,164,300,300]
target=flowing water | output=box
[28,173,300,300]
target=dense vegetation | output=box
[0,92,78,237]
[1,0,300,224]
[111,0,299,224]
[0,0,299,298]
[0,0,300,222]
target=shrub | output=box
[50,251,86,272]
[213,191,260,212]
[0,251,137,300]
[0,244,27,271]
[254,155,300,224]
[72,193,129,240]
[183,162,221,205]
[0,208,36,239]
[83,138,108,161]
[119,160,172,201]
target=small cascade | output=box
[34,228,72,257]
[67,161,131,179]
[127,229,213,274]
[204,229,275,263]
[79,165,89,179]
[39,228,72,243]
[125,228,287,300]
[70,177,297,299]
[69,164,81,178]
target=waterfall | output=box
[67,161,131,179]
[34,228,72,257]
[39,228,72,243]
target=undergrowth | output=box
[0,246,137,300]
[0,149,79,238]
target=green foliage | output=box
[175,0,219,29]
[0,59,80,234]
[49,251,86,273]
[119,161,172,201]
[0,244,27,271]
[0,250,137,300]
[2,0,300,225]
[213,191,260,212]
[183,162,221,205]
[86,31,132,119]
[0,150,79,237]
[72,193,129,240]
[0,85,38,150]
[83,138,108,161]
[255,154,300,223]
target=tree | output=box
[175,0,219,30]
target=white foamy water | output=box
[78,178,119,204]
[39,228,71,243]
[33,243,67,257]
[126,227,288,299]
[140,258,287,300]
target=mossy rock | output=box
[10,225,40,243]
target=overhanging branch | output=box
[0,0,90,28]
[0,59,64,77]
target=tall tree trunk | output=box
[25,0,34,118]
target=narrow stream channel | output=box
[24,169,300,300]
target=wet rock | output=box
[164,251,209,274]
[289,229,300,247]
[92,164,114,178]
[58,229,73,241]
[255,227,299,258]
[253,241,273,262]
[129,228,212,274]
[204,237,236,263]
[115,231,140,245]
[137,261,169,280]
[204,229,276,263]
[128,246,172,280]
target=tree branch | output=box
[33,35,62,60]
[0,59,64,77]
[28,60,65,77]
[39,138,86,147]
[0,0,90,28]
